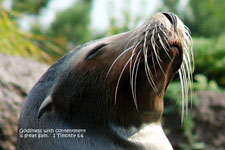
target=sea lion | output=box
[17,12,193,150]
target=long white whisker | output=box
[179,69,185,123]
[114,57,134,105]
[151,33,165,75]
[107,45,135,77]
[125,35,139,51]
[143,46,158,91]
[131,50,142,111]
[143,30,158,91]
[130,41,142,110]
[158,33,172,60]
[151,51,157,77]
[134,58,141,110]
[159,26,170,40]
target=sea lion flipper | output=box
[37,96,53,119]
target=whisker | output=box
[131,50,142,111]
[178,69,185,123]
[151,33,165,75]
[158,33,172,60]
[144,46,158,92]
[151,51,158,77]
[134,58,141,111]
[125,35,139,51]
[114,56,134,105]
[106,45,135,77]
[130,41,142,110]
[159,26,170,40]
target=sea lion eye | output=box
[86,43,108,60]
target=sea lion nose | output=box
[162,12,177,30]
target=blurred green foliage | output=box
[107,0,132,35]
[187,0,225,37]
[11,0,50,15]
[159,0,225,37]
[0,10,53,62]
[193,74,222,91]
[106,0,146,35]
[180,114,205,150]
[159,0,180,14]
[0,1,66,63]
[193,35,225,87]
[45,0,93,50]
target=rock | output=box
[0,53,48,150]
[165,91,225,150]
[193,91,225,150]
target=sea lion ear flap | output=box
[37,96,53,119]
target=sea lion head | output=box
[38,12,193,128]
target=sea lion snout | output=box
[100,12,193,126]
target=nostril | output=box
[162,12,174,25]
